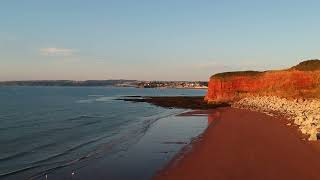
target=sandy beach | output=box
[154,107,320,180]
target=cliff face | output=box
[205,60,320,103]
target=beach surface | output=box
[154,107,320,180]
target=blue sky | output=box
[1,0,320,81]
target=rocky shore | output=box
[117,96,229,109]
[233,96,320,141]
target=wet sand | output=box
[154,107,320,180]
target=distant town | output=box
[124,81,208,89]
[0,80,208,89]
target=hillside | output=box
[0,80,137,87]
[291,59,320,71]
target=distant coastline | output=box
[0,80,208,89]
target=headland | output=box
[123,60,320,180]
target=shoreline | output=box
[154,107,320,180]
[118,95,320,179]
[233,96,320,141]
[117,96,229,109]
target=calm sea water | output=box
[0,86,208,180]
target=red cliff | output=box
[205,60,320,103]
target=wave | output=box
[31,135,110,165]
[76,99,95,103]
[0,151,30,162]
[1,115,105,145]
[1,110,183,179]
[0,142,58,163]
[76,96,114,103]
[0,134,113,178]
[95,96,115,102]
[0,108,70,130]
[88,95,104,97]
[66,115,104,121]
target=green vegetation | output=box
[291,59,320,71]
[210,59,320,79]
[210,71,263,79]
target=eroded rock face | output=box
[205,60,320,104]
[205,60,320,141]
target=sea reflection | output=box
[208,110,221,125]
[178,109,221,125]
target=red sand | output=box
[154,107,320,180]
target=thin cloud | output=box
[40,48,76,56]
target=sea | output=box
[0,86,209,180]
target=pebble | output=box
[233,96,320,141]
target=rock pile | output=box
[232,96,320,141]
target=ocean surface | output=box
[0,86,209,180]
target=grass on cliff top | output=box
[210,71,263,79]
[291,59,320,71]
[210,59,320,79]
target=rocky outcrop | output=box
[205,60,320,104]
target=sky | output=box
[1,0,320,81]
